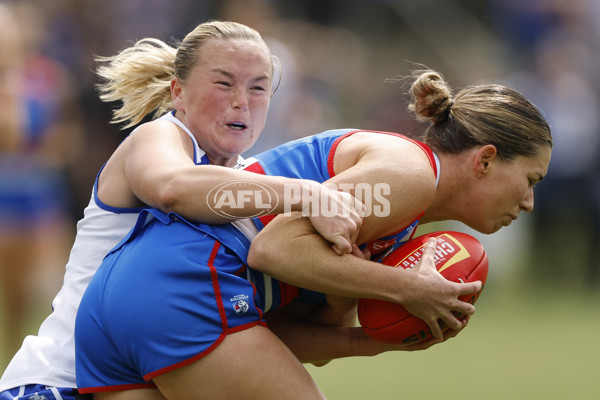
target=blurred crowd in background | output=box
[1,0,599,365]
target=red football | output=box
[357,231,488,345]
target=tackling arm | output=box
[101,120,364,253]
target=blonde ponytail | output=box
[96,38,176,129]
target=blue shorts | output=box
[0,384,91,400]
[75,215,267,394]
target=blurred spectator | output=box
[529,39,600,288]
[0,1,84,362]
[495,0,600,288]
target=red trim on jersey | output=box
[278,282,300,309]
[144,338,225,381]
[326,130,438,180]
[203,241,229,332]
[209,242,229,331]
[327,130,436,250]
[241,161,276,228]
[143,243,268,383]
[143,241,227,381]
[243,160,266,174]
[367,131,435,237]
[246,272,265,320]
[257,214,276,227]
[143,322,264,382]
[228,320,267,334]
[407,138,438,178]
[327,131,358,177]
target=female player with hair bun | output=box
[73,68,552,399]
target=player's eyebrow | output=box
[212,68,270,83]
[212,68,233,78]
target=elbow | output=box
[151,176,185,214]
[153,188,178,214]
[247,236,278,274]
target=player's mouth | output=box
[227,122,247,130]
[503,215,517,226]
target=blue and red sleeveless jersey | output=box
[234,129,438,309]
[240,129,437,257]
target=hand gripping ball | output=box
[357,231,488,344]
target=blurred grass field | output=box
[307,281,600,400]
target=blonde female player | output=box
[0,20,364,400]
[73,69,552,399]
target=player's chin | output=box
[491,220,513,233]
[488,223,506,234]
[471,221,505,235]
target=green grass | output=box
[306,282,600,400]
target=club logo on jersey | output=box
[368,238,397,254]
[231,294,250,315]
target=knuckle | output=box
[450,320,462,330]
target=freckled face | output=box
[172,38,273,166]
[464,146,552,234]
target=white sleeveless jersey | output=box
[0,112,212,391]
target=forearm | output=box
[148,166,321,223]
[266,298,466,364]
[266,312,383,364]
[248,213,414,303]
[125,125,323,223]
[309,296,359,329]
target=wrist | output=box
[348,326,384,357]
[294,179,320,216]
[361,264,412,305]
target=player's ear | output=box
[171,77,183,110]
[474,144,497,177]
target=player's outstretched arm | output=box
[266,299,470,365]
[248,216,480,339]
